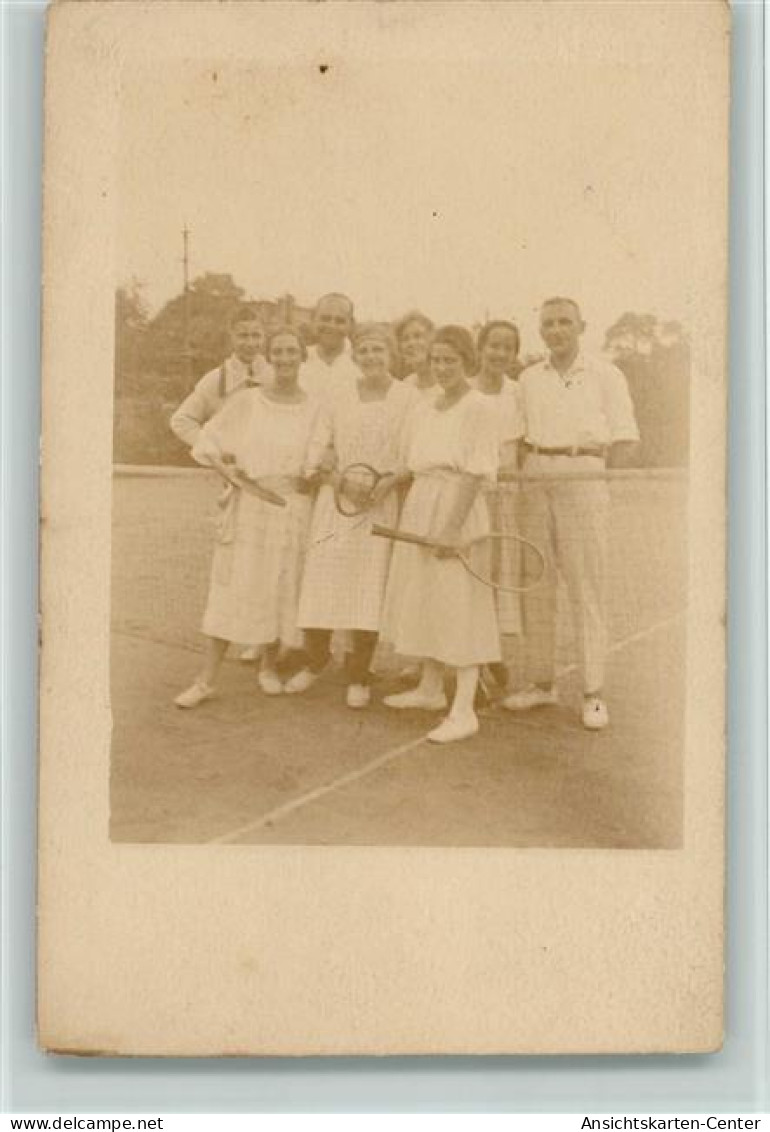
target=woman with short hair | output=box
[287,323,419,708]
[174,326,321,706]
[380,325,501,742]
[394,310,436,396]
[469,320,526,689]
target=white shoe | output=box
[502,684,559,712]
[284,668,318,695]
[258,669,284,696]
[582,695,609,731]
[346,683,371,709]
[427,713,479,743]
[383,689,448,711]
[174,680,214,708]
[396,664,422,681]
[239,646,261,663]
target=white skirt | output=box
[379,475,502,667]
[297,483,399,631]
[202,490,311,647]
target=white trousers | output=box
[516,453,609,694]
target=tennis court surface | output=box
[110,468,687,848]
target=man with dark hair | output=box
[504,297,639,730]
[170,304,270,447]
[299,292,360,401]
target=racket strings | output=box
[335,463,382,517]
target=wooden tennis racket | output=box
[209,458,287,508]
[371,523,546,594]
[333,462,399,517]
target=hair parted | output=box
[431,325,477,375]
[477,320,521,358]
[265,324,308,362]
[393,310,435,342]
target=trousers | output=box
[514,453,609,693]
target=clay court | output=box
[110,468,687,848]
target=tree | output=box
[142,272,247,389]
[114,281,149,398]
[605,313,690,467]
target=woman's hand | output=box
[432,525,463,558]
[369,473,399,508]
[300,470,325,494]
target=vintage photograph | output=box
[39,0,727,1056]
[111,48,690,850]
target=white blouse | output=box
[402,389,499,482]
[192,388,321,479]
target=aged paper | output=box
[39,0,728,1054]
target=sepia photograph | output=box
[111,48,690,850]
[38,0,727,1055]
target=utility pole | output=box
[182,224,192,379]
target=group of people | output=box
[169,292,640,742]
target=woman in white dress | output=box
[287,323,419,708]
[469,321,526,691]
[174,327,321,707]
[395,310,438,398]
[380,325,501,743]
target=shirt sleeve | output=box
[601,362,640,443]
[169,370,220,447]
[190,388,250,467]
[461,396,499,481]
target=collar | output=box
[230,354,262,384]
[544,350,585,382]
[310,341,352,366]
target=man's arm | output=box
[602,362,641,468]
[606,439,641,468]
[169,370,220,448]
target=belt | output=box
[416,468,466,481]
[523,442,606,458]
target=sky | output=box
[118,54,703,355]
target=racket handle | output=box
[371,523,436,549]
[231,474,287,508]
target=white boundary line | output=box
[553,607,686,681]
[207,609,687,845]
[208,734,429,845]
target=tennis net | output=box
[112,464,688,681]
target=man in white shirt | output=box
[504,297,640,730]
[169,304,270,447]
[298,293,360,401]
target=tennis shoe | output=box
[502,684,559,712]
[346,684,371,709]
[174,681,215,709]
[582,696,609,731]
[258,670,284,696]
[239,646,261,663]
[383,690,448,711]
[427,713,479,744]
[284,668,318,695]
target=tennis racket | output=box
[371,523,546,594]
[333,462,399,517]
[209,458,287,509]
